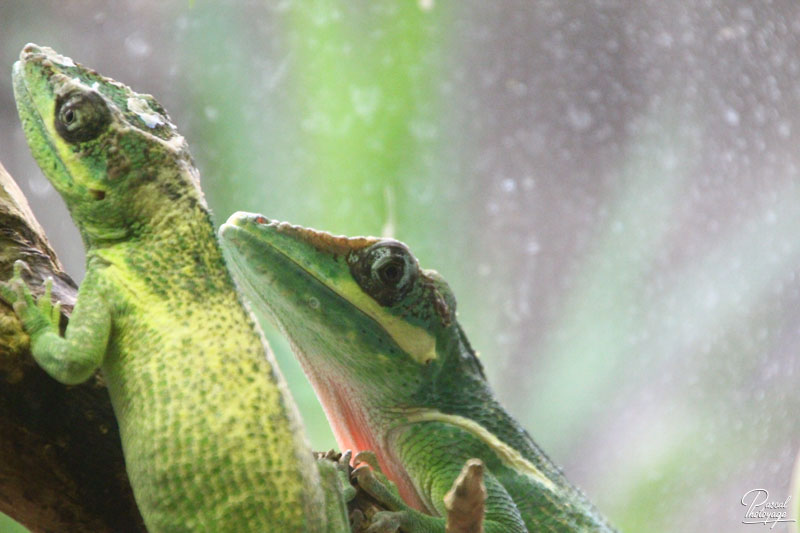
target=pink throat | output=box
[313,375,430,513]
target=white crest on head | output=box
[126,96,166,128]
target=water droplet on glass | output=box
[28,175,52,196]
[567,104,593,131]
[501,178,516,193]
[525,241,541,255]
[124,34,151,59]
[724,108,740,126]
[204,106,219,122]
[350,86,381,121]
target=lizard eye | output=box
[55,91,111,143]
[351,241,418,306]
[375,256,406,286]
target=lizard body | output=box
[5,44,349,532]
[220,213,617,533]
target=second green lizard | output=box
[220,213,617,532]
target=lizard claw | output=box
[340,449,353,468]
[1,261,61,336]
[0,281,15,307]
[352,464,406,513]
[40,277,61,324]
[335,449,357,503]
[352,464,377,487]
[1,260,31,314]
[354,451,385,476]
[314,449,358,503]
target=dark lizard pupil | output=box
[379,261,403,284]
[64,109,75,124]
[351,242,417,306]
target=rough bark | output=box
[0,161,146,533]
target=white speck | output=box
[419,0,434,10]
[500,178,516,193]
[662,150,678,170]
[127,96,165,128]
[124,34,151,59]
[262,57,289,90]
[525,241,541,255]
[54,54,75,68]
[778,121,791,138]
[409,119,438,140]
[655,32,673,48]
[717,25,748,41]
[308,296,320,310]
[611,220,624,233]
[765,210,777,225]
[28,175,52,196]
[522,176,535,190]
[91,81,100,91]
[567,104,593,131]
[704,289,719,309]
[350,86,381,121]
[204,106,219,122]
[724,108,740,126]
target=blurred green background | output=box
[1,1,799,531]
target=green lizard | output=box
[220,213,617,533]
[3,44,352,532]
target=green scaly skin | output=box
[4,44,351,532]
[220,213,617,533]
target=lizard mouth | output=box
[12,49,77,194]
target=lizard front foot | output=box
[352,452,417,533]
[0,260,61,337]
[352,451,406,510]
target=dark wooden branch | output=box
[0,161,146,533]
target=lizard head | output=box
[12,43,205,244]
[220,212,485,414]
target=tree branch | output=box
[0,161,146,533]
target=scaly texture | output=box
[220,212,617,533]
[5,44,341,532]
